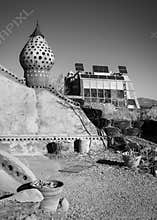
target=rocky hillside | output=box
[138,97,157,108]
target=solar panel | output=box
[93,65,109,73]
[118,66,127,74]
[75,63,84,71]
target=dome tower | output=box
[19,22,55,88]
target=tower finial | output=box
[29,20,44,38]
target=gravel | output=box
[63,165,157,220]
[0,151,157,219]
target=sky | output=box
[0,0,157,99]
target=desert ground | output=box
[0,147,156,220]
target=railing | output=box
[0,65,104,141]
[46,85,80,107]
[0,135,102,142]
[0,65,26,85]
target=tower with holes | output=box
[19,22,55,88]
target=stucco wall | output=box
[0,74,38,135]
[35,89,96,136]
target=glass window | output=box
[97,80,104,89]
[111,90,117,99]
[84,89,90,97]
[117,81,123,90]
[92,98,97,102]
[127,99,136,106]
[105,89,111,98]
[91,89,97,97]
[117,90,124,99]
[84,97,91,103]
[112,99,118,106]
[111,81,117,89]
[99,98,104,103]
[98,89,104,98]
[119,100,125,107]
[83,79,90,88]
[90,80,97,88]
[105,98,111,103]
[103,81,110,89]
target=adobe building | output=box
[64,63,140,110]
[0,23,103,154]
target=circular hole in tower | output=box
[8,165,13,171]
[2,163,5,167]
[23,175,27,180]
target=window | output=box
[83,79,90,88]
[117,81,123,90]
[91,89,97,97]
[119,100,125,107]
[111,90,117,99]
[84,97,91,103]
[112,99,118,106]
[111,81,117,89]
[84,89,90,97]
[92,98,97,102]
[99,98,104,103]
[105,99,111,103]
[127,99,136,106]
[90,80,97,88]
[117,90,124,99]
[105,89,111,98]
[98,89,104,98]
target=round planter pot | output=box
[37,180,64,213]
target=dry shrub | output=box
[102,104,139,121]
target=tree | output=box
[50,73,65,94]
[147,106,157,120]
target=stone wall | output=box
[0,72,97,137]
[0,71,101,154]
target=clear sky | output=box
[0,0,157,99]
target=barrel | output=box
[74,139,90,153]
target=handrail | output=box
[0,64,25,84]
[0,135,102,142]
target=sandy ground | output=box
[11,152,157,220]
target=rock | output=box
[59,197,69,212]
[12,189,43,203]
